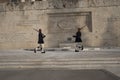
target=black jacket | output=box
[38,32,45,44]
[73,31,82,42]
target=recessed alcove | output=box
[46,12,92,47]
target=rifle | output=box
[33,28,39,32]
[80,25,86,30]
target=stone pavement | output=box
[0,47,120,78]
[0,69,119,80]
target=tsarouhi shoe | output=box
[41,51,45,53]
[75,50,79,52]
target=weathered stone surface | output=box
[0,70,119,80]
[46,12,91,47]
[1,0,120,11]
[0,4,5,12]
[0,0,120,49]
[0,0,8,3]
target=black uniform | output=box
[73,31,82,42]
[38,32,45,44]
[73,30,83,51]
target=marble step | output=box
[0,58,119,69]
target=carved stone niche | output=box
[47,12,92,47]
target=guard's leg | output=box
[39,44,42,51]
[34,48,36,53]
[75,43,79,52]
[79,42,84,50]
[41,44,45,53]
[75,42,84,52]
[81,45,84,50]
[34,44,41,53]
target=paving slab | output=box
[0,49,120,78]
[0,69,119,80]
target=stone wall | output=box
[0,0,120,49]
[0,0,8,3]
